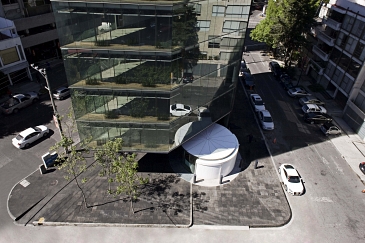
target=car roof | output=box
[283,164,299,176]
[19,127,36,137]
[306,104,319,108]
[261,110,271,116]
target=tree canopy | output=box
[251,0,321,67]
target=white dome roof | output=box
[182,123,238,160]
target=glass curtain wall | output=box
[51,0,248,152]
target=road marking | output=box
[311,197,333,202]
[20,179,30,187]
[331,156,344,174]
[0,155,11,169]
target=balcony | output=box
[317,31,335,46]
[323,17,341,31]
[312,45,329,61]
[310,60,325,75]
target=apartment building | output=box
[0,0,59,83]
[0,17,30,87]
[50,0,250,152]
[309,0,365,139]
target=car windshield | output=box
[255,100,264,105]
[33,127,41,132]
[171,104,176,110]
[288,176,300,183]
[183,105,190,110]
[15,134,24,140]
[263,116,273,122]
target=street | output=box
[0,52,365,243]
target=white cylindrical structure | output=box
[181,123,239,180]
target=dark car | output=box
[320,122,342,135]
[182,73,194,83]
[359,162,365,175]
[269,61,282,78]
[240,72,255,88]
[281,79,295,91]
[280,73,291,83]
[304,113,333,124]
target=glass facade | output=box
[51,0,248,152]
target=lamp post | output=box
[30,64,64,139]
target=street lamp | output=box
[30,64,64,139]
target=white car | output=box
[279,164,304,196]
[12,125,49,149]
[299,96,325,106]
[258,110,274,130]
[287,87,310,97]
[250,94,265,112]
[170,103,192,117]
[320,122,342,135]
[301,104,327,114]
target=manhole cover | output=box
[50,180,58,186]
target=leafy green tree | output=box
[94,138,148,213]
[51,109,93,208]
[251,0,320,67]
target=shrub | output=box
[85,77,99,85]
[115,76,127,84]
[104,110,119,119]
[95,39,110,46]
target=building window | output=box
[332,68,344,85]
[222,21,245,34]
[208,35,220,48]
[336,32,347,48]
[352,19,365,38]
[344,36,356,54]
[325,61,336,78]
[338,52,351,71]
[354,41,365,61]
[197,20,210,31]
[225,6,250,18]
[0,47,19,65]
[330,48,342,64]
[340,75,354,94]
[212,6,225,17]
[347,59,361,79]
[342,15,355,32]
[354,93,365,112]
[221,37,244,48]
[190,3,201,16]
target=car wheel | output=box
[24,143,30,148]
[43,132,49,137]
[13,108,19,114]
[284,184,288,191]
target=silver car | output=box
[52,87,70,100]
[0,92,39,114]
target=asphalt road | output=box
[1,52,365,242]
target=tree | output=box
[94,138,148,213]
[251,0,320,67]
[51,109,93,208]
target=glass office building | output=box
[51,0,250,152]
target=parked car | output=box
[53,87,70,100]
[182,73,194,83]
[12,125,49,149]
[170,103,192,116]
[269,61,282,78]
[302,104,327,114]
[303,113,332,124]
[287,87,310,97]
[280,73,291,83]
[278,164,304,196]
[299,96,325,106]
[281,80,295,91]
[198,106,211,121]
[320,122,342,135]
[258,110,274,130]
[359,162,365,175]
[239,72,255,88]
[250,94,265,112]
[0,92,39,114]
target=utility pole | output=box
[30,64,64,139]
